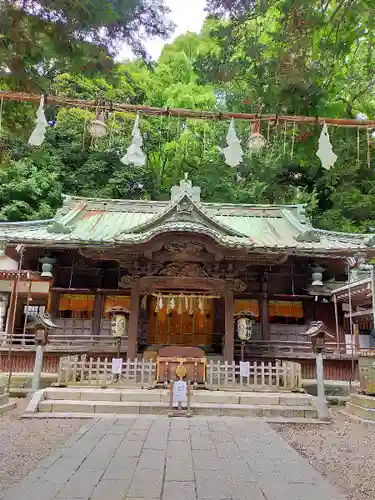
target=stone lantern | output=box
[26,313,58,393]
[305,321,334,420]
[235,311,253,361]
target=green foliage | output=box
[0,155,63,221]
[1,0,375,233]
[0,0,173,91]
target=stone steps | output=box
[43,388,313,407]
[342,393,375,423]
[24,387,321,421]
[37,398,318,418]
[0,384,16,415]
[0,401,17,415]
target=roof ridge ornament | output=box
[170,173,201,203]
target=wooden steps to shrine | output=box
[24,388,321,422]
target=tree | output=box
[0,0,173,92]
[0,154,63,221]
[1,2,375,233]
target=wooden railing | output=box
[234,339,353,359]
[0,332,354,359]
[0,332,128,353]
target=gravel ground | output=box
[0,399,84,498]
[276,409,375,500]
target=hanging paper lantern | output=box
[248,120,266,152]
[89,111,107,138]
[121,113,146,166]
[222,119,243,167]
[316,122,337,170]
[28,96,48,146]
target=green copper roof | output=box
[0,175,373,254]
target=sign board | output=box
[173,380,187,407]
[111,358,123,375]
[239,361,250,377]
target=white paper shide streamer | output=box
[223,119,243,167]
[316,122,337,170]
[121,113,146,166]
[28,96,48,146]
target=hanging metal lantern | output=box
[89,111,107,138]
[248,120,266,152]
[39,256,57,278]
[311,265,324,287]
[106,306,130,338]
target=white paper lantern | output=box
[237,317,253,340]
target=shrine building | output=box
[0,175,374,379]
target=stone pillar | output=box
[260,275,269,340]
[128,282,140,360]
[224,286,234,362]
[31,343,44,393]
[315,351,330,420]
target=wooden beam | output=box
[2,91,375,128]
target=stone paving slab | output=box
[3,416,346,500]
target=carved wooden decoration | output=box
[164,241,205,254]
[158,262,208,278]
[119,276,139,289]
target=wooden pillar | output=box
[224,286,234,362]
[353,323,360,351]
[49,291,59,318]
[128,282,140,360]
[260,275,269,340]
[92,292,104,336]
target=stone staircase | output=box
[0,380,16,415]
[342,393,375,422]
[25,387,322,422]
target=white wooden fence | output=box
[206,360,302,391]
[57,356,156,388]
[58,356,302,391]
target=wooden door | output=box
[148,297,213,346]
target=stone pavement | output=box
[3,416,345,500]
